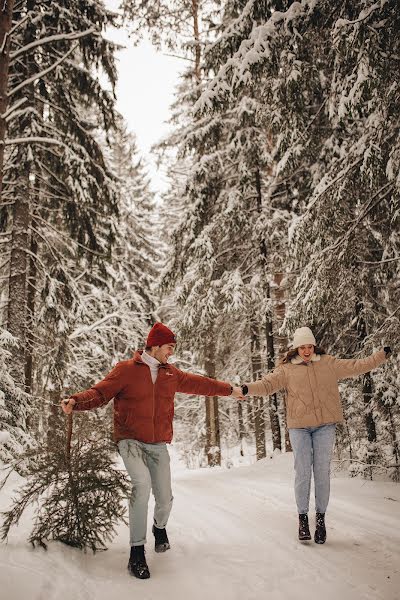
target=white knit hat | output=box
[291,327,316,349]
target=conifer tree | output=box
[197,0,399,472]
[2,0,120,387]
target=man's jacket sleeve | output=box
[175,369,232,397]
[71,362,126,411]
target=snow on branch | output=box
[8,43,78,98]
[32,214,109,258]
[68,313,121,340]
[333,2,382,34]
[195,0,312,113]
[10,28,96,61]
[1,96,27,121]
[4,136,64,146]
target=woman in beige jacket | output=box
[241,326,391,544]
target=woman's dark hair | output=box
[280,346,326,364]
[145,346,153,352]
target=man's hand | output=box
[231,386,245,400]
[61,398,76,415]
[384,346,392,358]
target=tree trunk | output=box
[265,301,282,451]
[7,164,29,385]
[6,0,37,387]
[237,396,245,456]
[355,301,377,479]
[250,317,266,460]
[24,233,38,393]
[191,0,201,82]
[385,403,400,482]
[355,301,377,444]
[362,372,376,443]
[204,334,221,466]
[0,0,15,194]
[271,271,292,452]
[254,168,282,452]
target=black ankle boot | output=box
[128,545,150,579]
[152,524,170,552]
[298,513,311,541]
[314,512,326,544]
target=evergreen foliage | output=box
[1,414,129,551]
[157,0,399,471]
[0,329,33,464]
[0,1,162,550]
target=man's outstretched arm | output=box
[176,369,243,399]
[61,362,126,414]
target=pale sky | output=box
[105,2,184,196]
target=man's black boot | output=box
[298,513,311,541]
[152,524,170,552]
[314,512,326,544]
[128,545,150,579]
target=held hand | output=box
[384,346,392,358]
[231,386,245,400]
[61,398,76,415]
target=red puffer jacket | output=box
[71,351,232,443]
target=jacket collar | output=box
[291,353,321,365]
[133,350,168,369]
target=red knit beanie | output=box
[146,322,176,347]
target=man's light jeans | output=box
[288,424,336,514]
[118,439,173,546]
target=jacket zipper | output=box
[308,363,319,421]
[152,380,155,442]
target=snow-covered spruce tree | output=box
[121,0,222,81]
[0,329,33,464]
[134,4,277,460]
[2,0,119,387]
[1,2,162,546]
[62,125,162,403]
[1,118,160,548]
[1,413,130,551]
[0,0,15,192]
[1,0,121,456]
[198,1,399,474]
[284,1,400,475]
[123,0,237,465]
[166,1,302,458]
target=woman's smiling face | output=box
[297,344,315,362]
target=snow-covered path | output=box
[1,452,399,600]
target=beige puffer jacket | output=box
[246,350,387,428]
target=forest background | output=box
[0,0,399,551]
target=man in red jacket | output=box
[61,322,243,579]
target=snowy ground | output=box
[1,449,399,600]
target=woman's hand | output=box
[231,386,245,400]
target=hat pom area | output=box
[291,327,316,349]
[146,322,176,347]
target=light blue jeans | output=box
[288,424,336,514]
[118,439,173,546]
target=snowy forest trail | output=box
[1,452,399,600]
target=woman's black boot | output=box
[298,513,311,541]
[314,512,326,544]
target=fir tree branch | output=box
[8,43,78,98]
[357,256,400,265]
[32,214,109,258]
[10,28,96,61]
